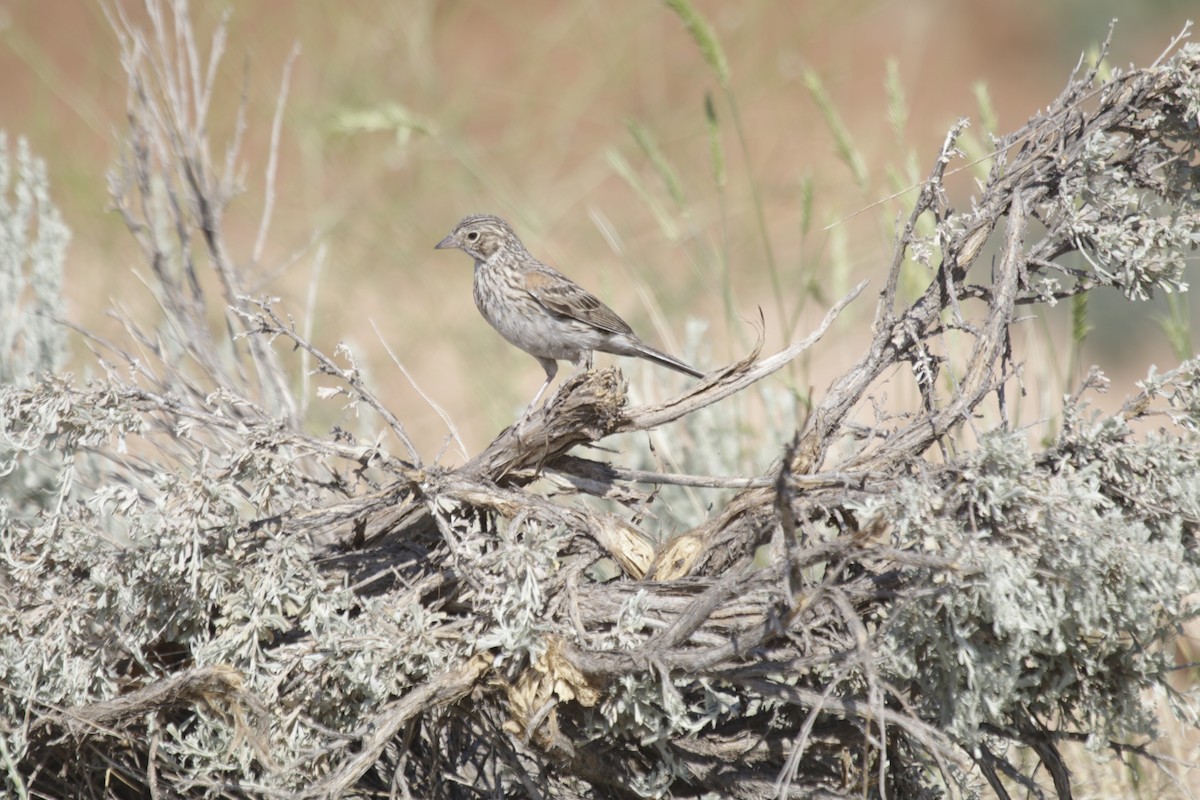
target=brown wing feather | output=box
[524,268,634,336]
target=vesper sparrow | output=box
[436,214,704,420]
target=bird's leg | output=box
[517,357,559,428]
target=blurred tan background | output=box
[1,0,1194,461]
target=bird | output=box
[435,214,704,421]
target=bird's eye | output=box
[466,231,479,241]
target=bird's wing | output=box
[524,268,634,336]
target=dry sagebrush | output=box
[2,4,1200,799]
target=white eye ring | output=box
[467,231,479,241]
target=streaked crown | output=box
[435,214,526,261]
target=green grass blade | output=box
[628,120,687,209]
[803,67,868,190]
[662,0,730,87]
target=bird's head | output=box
[435,214,522,261]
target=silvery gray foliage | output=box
[921,42,1200,312]
[870,360,1200,749]
[466,514,568,660]
[0,134,69,383]
[0,136,71,520]
[1048,122,1196,302]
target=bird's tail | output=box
[632,341,705,380]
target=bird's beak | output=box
[434,233,456,250]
